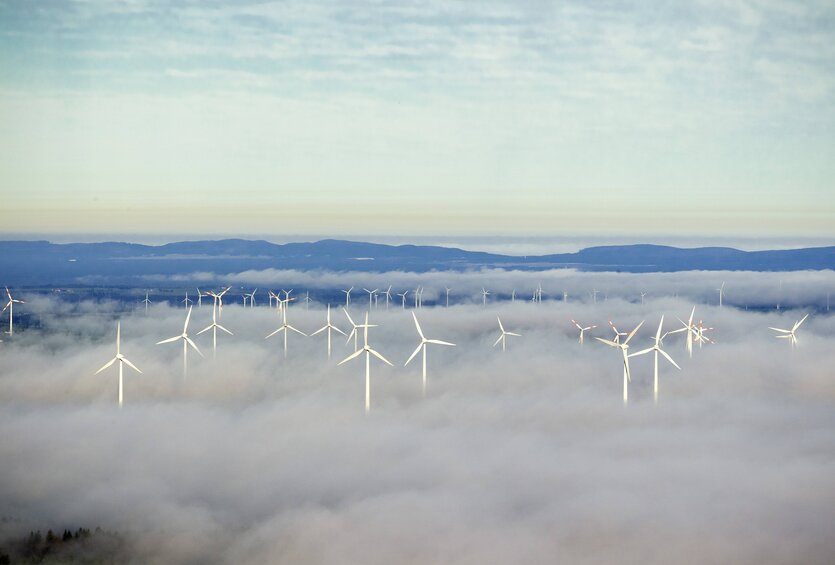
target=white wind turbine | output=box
[397,290,409,309]
[363,288,378,309]
[629,316,680,404]
[338,312,393,414]
[769,313,809,349]
[595,320,644,405]
[265,300,307,357]
[268,290,279,309]
[141,291,152,314]
[343,307,361,352]
[207,287,231,318]
[244,289,257,308]
[383,286,392,309]
[3,287,25,336]
[608,320,628,344]
[196,288,204,308]
[481,288,490,306]
[694,319,714,348]
[511,289,516,303]
[342,286,354,307]
[303,291,312,309]
[571,319,597,345]
[445,287,452,308]
[414,286,421,308]
[311,304,347,359]
[95,321,142,407]
[640,291,647,306]
[156,306,202,377]
[717,282,725,307]
[197,301,233,359]
[493,316,521,352]
[405,312,455,395]
[666,306,697,358]
[181,292,192,308]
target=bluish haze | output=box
[0,0,834,236]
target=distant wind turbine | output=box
[141,292,152,315]
[3,287,24,336]
[338,312,393,414]
[343,307,361,352]
[493,316,521,352]
[156,306,202,377]
[397,290,409,309]
[363,288,378,309]
[181,292,192,308]
[481,288,490,306]
[596,320,644,405]
[608,320,628,344]
[383,286,392,309]
[311,305,347,359]
[629,316,680,404]
[571,319,597,345]
[717,282,725,307]
[197,301,233,359]
[405,312,455,395]
[342,286,354,307]
[769,313,809,349]
[265,300,307,357]
[445,287,452,308]
[666,306,697,358]
[95,321,142,407]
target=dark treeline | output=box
[0,526,125,564]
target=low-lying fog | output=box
[2,271,835,564]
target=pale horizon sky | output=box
[1,0,834,237]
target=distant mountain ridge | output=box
[0,239,833,286]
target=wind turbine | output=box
[181,292,192,308]
[694,320,714,348]
[268,290,279,309]
[141,292,152,315]
[383,286,392,309]
[156,306,202,377]
[445,287,452,308]
[511,289,516,303]
[265,300,307,357]
[769,314,809,349]
[590,289,599,304]
[197,301,233,359]
[481,288,490,306]
[3,287,24,336]
[397,290,409,309]
[608,321,628,344]
[342,286,354,307]
[363,288,378,309]
[95,321,142,407]
[414,286,421,309]
[343,307,361,352]
[666,306,697,358]
[244,289,257,308]
[629,316,680,404]
[571,319,597,345]
[493,316,521,352]
[405,312,455,396]
[338,312,393,414]
[640,291,647,306]
[311,305,347,358]
[595,320,644,405]
[207,287,231,318]
[717,282,725,307]
[196,288,204,308]
[303,291,312,309]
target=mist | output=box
[2,277,835,564]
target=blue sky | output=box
[1,0,834,238]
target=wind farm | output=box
[2,0,835,563]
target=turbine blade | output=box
[507,332,521,337]
[95,357,117,374]
[493,334,503,347]
[595,337,619,347]
[185,336,203,356]
[369,348,393,366]
[332,326,347,336]
[405,344,423,366]
[196,325,212,335]
[659,349,681,370]
[338,349,363,365]
[156,335,180,345]
[427,339,455,346]
[411,311,425,339]
[629,347,653,357]
[287,325,307,336]
[265,327,283,339]
[794,314,809,331]
[311,326,327,336]
[624,320,644,344]
[122,357,143,374]
[217,324,233,335]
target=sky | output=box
[1,0,834,238]
[2,283,835,563]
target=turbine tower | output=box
[3,287,25,336]
[405,312,455,395]
[156,306,202,377]
[769,313,809,349]
[197,301,233,359]
[493,316,521,351]
[445,287,452,308]
[311,305,347,358]
[342,286,354,307]
[383,286,392,309]
[95,321,142,407]
[571,319,597,345]
[717,282,725,307]
[595,320,644,405]
[397,290,409,309]
[338,312,393,413]
[629,316,680,404]
[481,288,490,306]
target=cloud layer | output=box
[2,282,835,563]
